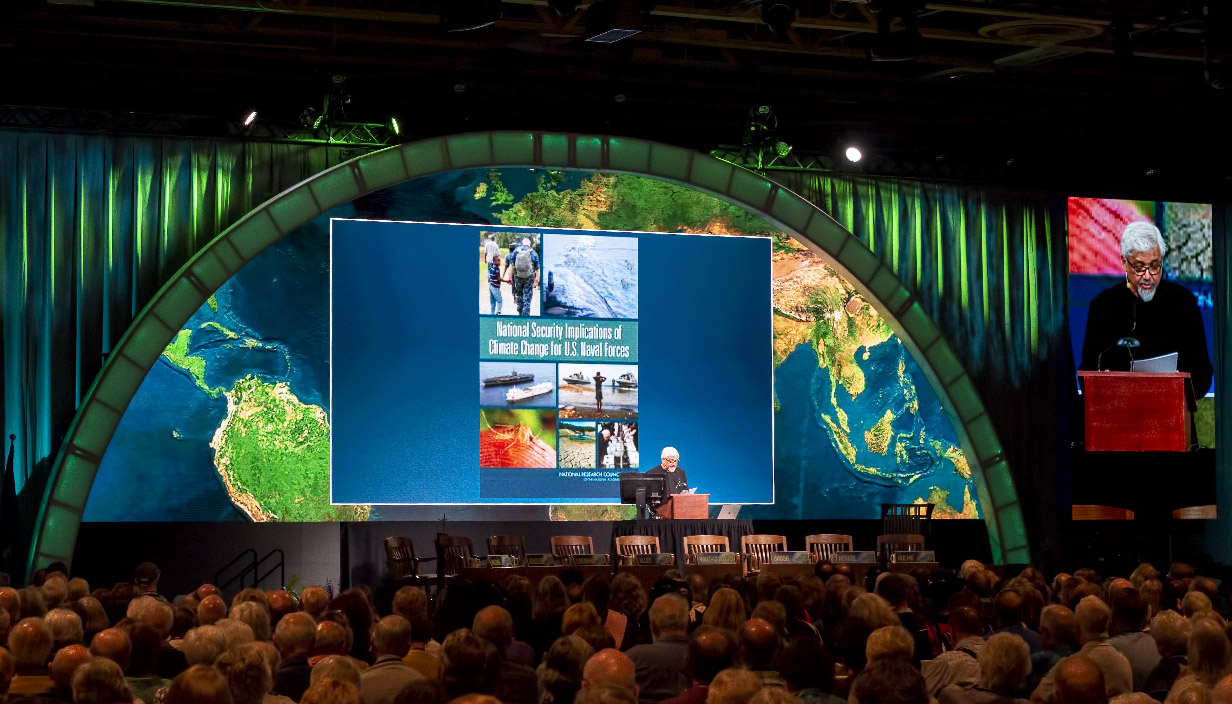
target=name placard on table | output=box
[834,551,877,563]
[694,552,740,565]
[890,551,936,563]
[634,553,675,566]
[571,554,611,566]
[487,554,518,568]
[525,553,555,567]
[769,551,812,564]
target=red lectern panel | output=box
[1078,371,1191,452]
[656,494,709,519]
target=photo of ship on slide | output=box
[479,362,556,408]
[559,364,638,420]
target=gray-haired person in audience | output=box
[939,633,1032,704]
[627,594,691,702]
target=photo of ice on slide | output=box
[558,364,638,420]
[479,231,541,317]
[479,409,557,468]
[597,422,639,469]
[542,233,638,319]
[558,421,596,469]
[479,362,556,409]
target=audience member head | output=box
[182,625,228,666]
[264,591,294,626]
[1184,591,1214,618]
[313,620,350,658]
[89,627,131,673]
[582,648,637,693]
[172,607,198,639]
[215,644,272,704]
[71,656,133,704]
[214,618,255,650]
[1109,588,1148,635]
[866,625,914,663]
[273,611,316,659]
[573,624,616,653]
[0,588,19,623]
[328,590,374,663]
[230,589,269,612]
[748,690,804,704]
[370,614,411,660]
[250,641,280,678]
[197,595,227,626]
[1053,655,1105,704]
[9,616,54,669]
[1151,609,1191,658]
[48,644,92,692]
[132,563,161,595]
[779,635,835,694]
[46,608,84,649]
[850,658,928,704]
[648,594,689,641]
[849,593,899,630]
[540,635,594,704]
[575,685,636,704]
[948,605,984,643]
[738,617,778,670]
[309,655,361,689]
[390,587,428,623]
[1074,595,1111,644]
[299,678,360,704]
[392,680,446,704]
[1213,674,1232,704]
[300,587,330,619]
[1188,617,1232,687]
[533,576,571,621]
[562,603,602,636]
[609,574,648,622]
[750,600,787,637]
[1141,579,1164,619]
[1040,605,1077,651]
[993,589,1024,629]
[165,664,234,704]
[979,632,1031,694]
[127,595,173,637]
[230,602,271,642]
[41,576,69,610]
[702,588,747,634]
[706,667,763,704]
[440,629,500,699]
[875,574,911,610]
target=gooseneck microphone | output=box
[1096,336,1141,371]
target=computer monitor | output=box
[619,473,666,519]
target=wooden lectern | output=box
[656,494,709,519]
[1078,371,1192,452]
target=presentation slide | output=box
[329,219,774,505]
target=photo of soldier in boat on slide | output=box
[479,231,541,317]
[479,362,556,408]
[541,233,637,319]
[597,422,639,469]
[558,364,638,420]
[479,409,556,468]
[558,421,597,469]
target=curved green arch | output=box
[29,132,1028,573]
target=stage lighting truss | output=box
[286,120,396,147]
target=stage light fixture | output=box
[390,117,400,135]
[442,0,502,32]
[762,2,796,33]
[243,111,257,126]
[845,146,863,163]
[775,141,792,158]
[585,0,643,43]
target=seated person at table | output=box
[645,447,688,496]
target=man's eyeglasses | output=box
[661,458,678,465]
[1126,261,1162,277]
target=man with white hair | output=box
[501,236,539,316]
[1031,596,1132,703]
[646,447,688,496]
[1079,220,1212,397]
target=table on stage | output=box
[611,519,755,567]
[457,564,613,589]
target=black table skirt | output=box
[610,519,755,567]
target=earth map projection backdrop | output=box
[87,168,981,523]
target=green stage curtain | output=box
[0,130,370,497]
[776,173,1070,386]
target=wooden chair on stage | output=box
[876,533,924,566]
[487,535,527,566]
[551,535,594,564]
[740,534,787,575]
[806,534,853,563]
[615,535,667,565]
[682,535,730,564]
[436,534,475,577]
[384,537,436,592]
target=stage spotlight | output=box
[243,111,257,126]
[390,117,401,135]
[585,0,643,43]
[442,0,502,32]
[762,2,796,33]
[845,146,863,163]
[774,141,793,158]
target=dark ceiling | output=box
[3,0,1230,198]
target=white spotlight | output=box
[244,111,258,126]
[845,146,863,163]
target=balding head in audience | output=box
[310,654,361,688]
[9,617,54,669]
[370,615,412,660]
[1054,655,1106,704]
[0,588,20,623]
[472,606,515,653]
[48,644,92,692]
[738,617,779,670]
[90,628,131,673]
[582,648,636,694]
[685,626,736,688]
[313,620,350,658]
[648,594,689,641]
[274,611,316,659]
[197,595,227,626]
[1074,595,1111,644]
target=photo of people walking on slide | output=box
[479,231,541,316]
[558,364,638,420]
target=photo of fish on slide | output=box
[541,233,637,319]
[480,231,541,317]
[478,362,556,408]
[558,364,638,420]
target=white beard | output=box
[1139,285,1156,302]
